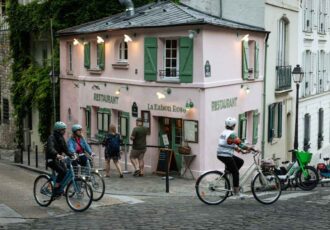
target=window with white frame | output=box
[277,18,288,66]
[238,110,259,145]
[118,40,128,61]
[302,50,312,97]
[163,39,179,79]
[303,0,313,32]
[242,40,259,80]
[317,50,326,93]
[318,0,327,34]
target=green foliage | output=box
[7,0,154,143]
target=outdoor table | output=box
[181,154,196,179]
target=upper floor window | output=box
[303,0,313,32]
[317,50,326,93]
[144,37,193,83]
[302,50,312,97]
[318,0,327,34]
[83,40,105,70]
[242,39,259,80]
[119,41,128,61]
[277,18,289,67]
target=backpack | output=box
[106,134,120,154]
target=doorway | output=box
[158,117,183,170]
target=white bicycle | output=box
[195,151,282,205]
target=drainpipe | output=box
[119,0,135,17]
[261,32,270,159]
[219,0,222,19]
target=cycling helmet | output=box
[225,117,237,128]
[72,124,82,133]
[54,121,67,130]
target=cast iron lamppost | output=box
[292,64,304,156]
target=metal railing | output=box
[275,65,292,91]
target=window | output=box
[85,107,91,138]
[302,50,312,97]
[96,43,105,70]
[303,0,313,32]
[238,111,259,144]
[67,43,73,72]
[242,40,259,80]
[119,41,128,61]
[268,102,283,142]
[141,110,150,134]
[118,111,129,143]
[318,0,327,34]
[163,39,179,79]
[238,113,247,142]
[304,114,311,151]
[278,18,288,67]
[318,108,324,149]
[2,98,9,124]
[317,50,326,93]
[97,109,111,137]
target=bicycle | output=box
[195,151,282,205]
[75,153,105,201]
[274,149,319,191]
[33,157,93,212]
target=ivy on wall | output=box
[6,0,155,143]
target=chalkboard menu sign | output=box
[155,148,177,175]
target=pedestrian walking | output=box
[130,118,148,177]
[103,124,123,178]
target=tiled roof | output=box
[57,0,265,36]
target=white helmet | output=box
[225,117,237,127]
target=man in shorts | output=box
[130,118,148,176]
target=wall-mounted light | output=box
[185,99,194,110]
[97,36,105,44]
[92,84,101,90]
[241,85,250,94]
[115,85,129,95]
[124,34,132,42]
[73,38,80,46]
[156,88,171,99]
[188,29,199,39]
[240,34,249,42]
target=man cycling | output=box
[46,121,74,195]
[217,117,256,199]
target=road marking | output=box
[279,191,317,201]
[108,195,144,204]
[0,204,26,225]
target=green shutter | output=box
[252,110,259,145]
[84,42,91,69]
[179,37,193,83]
[254,42,259,79]
[268,105,274,142]
[86,106,91,138]
[97,43,105,70]
[238,113,247,141]
[242,40,249,80]
[278,103,282,138]
[144,37,158,81]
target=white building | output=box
[299,0,330,164]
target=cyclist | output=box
[67,124,94,167]
[46,121,74,195]
[217,117,256,199]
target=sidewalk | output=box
[7,149,197,197]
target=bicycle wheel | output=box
[66,178,93,212]
[33,175,53,207]
[195,170,230,205]
[296,166,319,191]
[88,172,105,201]
[251,172,281,205]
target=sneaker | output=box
[229,192,247,200]
[133,170,140,176]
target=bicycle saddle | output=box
[282,161,290,164]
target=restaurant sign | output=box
[147,104,186,113]
[211,97,238,111]
[94,93,119,104]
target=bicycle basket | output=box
[296,151,312,165]
[261,159,275,172]
[73,166,91,178]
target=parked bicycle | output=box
[195,150,282,205]
[75,152,105,201]
[33,157,93,212]
[317,156,330,186]
[274,149,319,191]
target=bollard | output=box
[20,146,23,164]
[28,145,31,166]
[35,145,38,168]
[165,151,169,193]
[123,143,131,174]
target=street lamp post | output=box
[292,64,304,159]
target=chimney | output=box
[119,0,135,17]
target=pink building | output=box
[58,1,268,177]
